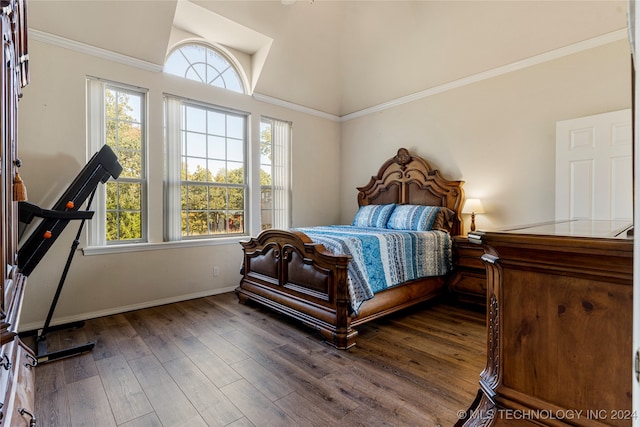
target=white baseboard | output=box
[19,285,238,333]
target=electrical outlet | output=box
[213,266,220,277]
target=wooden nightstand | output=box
[448,236,487,308]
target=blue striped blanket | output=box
[294,226,452,315]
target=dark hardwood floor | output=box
[31,292,486,427]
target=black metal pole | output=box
[38,187,97,341]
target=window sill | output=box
[82,235,248,256]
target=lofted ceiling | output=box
[28,0,629,117]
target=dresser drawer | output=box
[453,239,485,269]
[450,272,487,296]
[2,338,36,427]
[455,253,485,270]
[450,237,487,307]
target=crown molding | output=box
[29,28,163,73]
[341,28,628,122]
[252,93,341,121]
[29,28,338,121]
[30,27,627,122]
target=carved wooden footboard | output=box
[236,147,465,349]
[237,229,356,348]
[237,228,449,349]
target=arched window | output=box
[164,44,245,93]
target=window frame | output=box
[164,43,246,94]
[87,78,148,246]
[84,45,293,254]
[164,95,249,240]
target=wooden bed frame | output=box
[236,148,465,349]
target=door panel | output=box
[556,109,633,221]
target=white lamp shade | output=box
[463,198,485,214]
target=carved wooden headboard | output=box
[356,148,465,235]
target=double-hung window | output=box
[87,79,147,245]
[260,117,291,230]
[87,43,291,249]
[165,97,247,239]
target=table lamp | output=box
[463,198,484,232]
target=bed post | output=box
[325,260,356,349]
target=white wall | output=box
[16,34,631,330]
[17,39,342,330]
[340,40,632,234]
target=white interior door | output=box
[556,109,633,221]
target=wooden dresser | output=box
[459,220,633,427]
[0,1,36,426]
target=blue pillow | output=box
[386,205,441,231]
[352,204,396,228]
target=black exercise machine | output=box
[18,145,122,363]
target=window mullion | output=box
[87,79,107,246]
[164,96,183,241]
